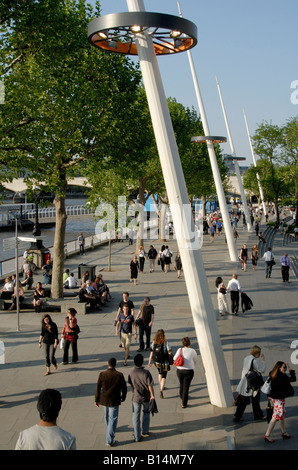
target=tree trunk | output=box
[51,195,67,299]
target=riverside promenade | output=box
[0,218,297,453]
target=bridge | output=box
[3,175,246,199]
[2,177,90,194]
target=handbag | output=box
[174,348,184,367]
[219,287,226,295]
[245,359,264,391]
[266,399,273,423]
[261,377,271,395]
[168,352,174,365]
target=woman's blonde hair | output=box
[250,345,261,357]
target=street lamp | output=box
[88,0,233,407]
[216,77,253,232]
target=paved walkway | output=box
[0,218,297,452]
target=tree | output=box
[282,117,298,226]
[0,0,142,297]
[252,121,285,225]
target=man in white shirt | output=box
[227,274,242,315]
[280,253,291,282]
[15,389,76,450]
[263,247,275,278]
[64,273,77,289]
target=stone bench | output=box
[60,301,87,315]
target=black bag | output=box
[266,399,273,423]
[219,287,226,295]
[245,359,264,391]
[152,343,168,364]
[135,317,143,327]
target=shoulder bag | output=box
[245,358,264,391]
[174,348,184,367]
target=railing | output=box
[22,205,94,220]
[0,219,158,279]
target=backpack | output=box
[152,343,167,364]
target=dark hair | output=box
[41,314,53,326]
[134,353,144,367]
[182,337,191,347]
[269,361,285,381]
[108,357,116,368]
[37,389,62,422]
[215,277,223,288]
[68,308,77,316]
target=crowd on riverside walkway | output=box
[1,203,297,450]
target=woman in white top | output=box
[215,276,229,317]
[173,337,197,408]
[234,345,266,422]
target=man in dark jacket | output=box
[94,358,127,447]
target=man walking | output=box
[227,274,242,315]
[116,305,137,366]
[128,354,155,442]
[263,247,275,278]
[148,245,158,272]
[135,297,154,352]
[280,253,291,282]
[94,358,127,447]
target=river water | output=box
[0,198,97,262]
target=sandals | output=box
[264,435,275,443]
[282,432,291,439]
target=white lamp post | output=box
[216,77,253,232]
[88,0,233,407]
[243,110,267,215]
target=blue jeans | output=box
[132,401,150,441]
[138,323,151,350]
[103,406,119,445]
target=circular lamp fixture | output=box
[191,136,227,144]
[88,12,197,55]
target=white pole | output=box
[177,2,237,262]
[243,110,267,215]
[127,0,233,407]
[15,218,20,331]
[216,77,253,232]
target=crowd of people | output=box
[3,204,297,449]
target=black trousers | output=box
[234,390,264,420]
[177,369,194,407]
[63,338,78,363]
[230,291,239,314]
[281,265,290,282]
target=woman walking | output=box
[138,245,146,273]
[129,256,139,285]
[264,361,296,443]
[61,308,79,364]
[148,329,172,398]
[239,244,248,271]
[173,337,197,408]
[175,251,182,278]
[251,245,259,271]
[158,245,166,272]
[215,277,229,317]
[234,345,266,422]
[38,314,59,376]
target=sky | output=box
[89,0,298,167]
